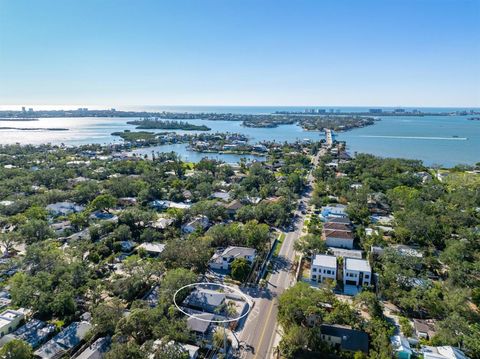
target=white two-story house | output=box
[209,246,256,271]
[310,254,337,283]
[343,258,372,287]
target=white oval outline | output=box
[173,282,253,324]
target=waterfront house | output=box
[343,258,372,287]
[320,324,369,354]
[209,246,256,271]
[253,144,267,152]
[34,321,92,359]
[310,254,337,283]
[323,229,354,249]
[222,144,238,151]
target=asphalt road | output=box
[238,149,323,359]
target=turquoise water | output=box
[131,143,265,163]
[337,116,479,167]
[0,109,479,166]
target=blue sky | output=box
[0,0,479,107]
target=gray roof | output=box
[150,218,174,229]
[138,242,166,254]
[312,254,337,268]
[212,192,231,201]
[12,319,55,348]
[209,246,256,267]
[225,199,243,211]
[321,324,369,353]
[74,337,110,359]
[344,258,371,272]
[46,202,84,215]
[326,216,351,224]
[329,248,363,259]
[34,321,92,359]
[216,246,256,260]
[183,289,226,312]
[186,313,215,333]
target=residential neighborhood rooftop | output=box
[320,324,369,353]
[184,288,226,311]
[34,321,92,359]
[312,254,337,268]
[138,242,166,254]
[323,229,354,239]
[344,258,371,272]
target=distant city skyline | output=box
[1,0,479,107]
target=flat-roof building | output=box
[343,258,372,287]
[0,308,26,337]
[311,254,337,283]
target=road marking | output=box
[254,298,276,359]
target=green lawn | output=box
[273,233,286,257]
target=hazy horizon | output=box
[1,104,480,112]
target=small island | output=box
[127,118,211,131]
[300,115,376,131]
